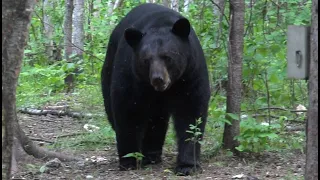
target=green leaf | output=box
[269,73,279,83]
[235,145,245,152]
[24,49,32,53]
[267,133,278,139]
[123,153,135,158]
[226,113,240,121]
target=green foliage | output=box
[186,118,203,145]
[235,117,281,153]
[123,152,144,170]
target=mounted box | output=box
[287,25,310,79]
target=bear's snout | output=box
[150,61,171,92]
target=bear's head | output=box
[124,18,191,92]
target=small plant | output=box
[122,152,144,170]
[186,118,203,175]
[235,116,281,153]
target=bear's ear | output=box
[124,28,144,48]
[172,18,190,38]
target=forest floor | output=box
[13,113,305,180]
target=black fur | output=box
[101,3,210,175]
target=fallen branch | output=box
[242,107,307,113]
[251,114,305,123]
[29,137,55,144]
[18,107,104,119]
[53,132,89,139]
[285,126,305,132]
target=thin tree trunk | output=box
[183,0,191,12]
[222,0,245,152]
[64,0,74,92]
[64,0,73,60]
[72,0,84,58]
[113,0,123,10]
[171,0,179,11]
[43,0,54,61]
[212,0,221,16]
[305,0,318,179]
[107,0,114,15]
[2,0,37,179]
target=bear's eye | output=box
[162,55,173,63]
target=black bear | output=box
[101,3,210,175]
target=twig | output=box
[29,137,54,144]
[208,0,230,25]
[53,132,89,139]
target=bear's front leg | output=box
[112,90,147,170]
[115,121,143,170]
[173,114,205,175]
[171,93,208,176]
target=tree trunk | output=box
[222,0,245,151]
[183,0,191,12]
[72,0,84,58]
[3,2,80,179]
[305,0,318,179]
[107,0,114,15]
[43,0,54,62]
[2,0,37,179]
[113,0,123,10]
[64,0,73,60]
[171,0,179,11]
[64,0,74,92]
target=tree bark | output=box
[171,0,179,11]
[113,0,123,10]
[222,0,245,151]
[107,0,114,15]
[305,0,318,179]
[64,0,73,60]
[2,0,37,179]
[72,0,84,58]
[183,0,191,12]
[64,0,74,92]
[43,0,54,61]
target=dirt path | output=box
[13,113,305,180]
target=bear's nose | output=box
[151,76,164,87]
